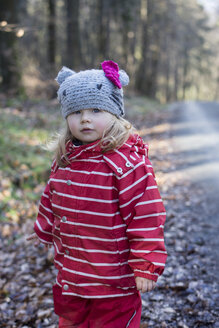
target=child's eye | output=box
[74,110,81,114]
[93,108,101,113]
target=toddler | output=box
[27,60,167,328]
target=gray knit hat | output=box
[55,60,129,119]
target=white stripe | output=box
[124,142,132,148]
[115,149,130,163]
[39,202,53,213]
[38,210,53,226]
[50,178,117,190]
[153,262,165,266]
[61,279,136,290]
[134,269,159,277]
[127,225,164,232]
[120,192,144,208]
[130,155,136,161]
[119,173,152,195]
[146,185,157,190]
[54,241,64,255]
[60,233,127,242]
[134,212,166,220]
[153,250,167,254]
[65,255,129,267]
[42,192,49,199]
[59,167,114,177]
[53,203,120,217]
[66,221,126,230]
[62,292,135,299]
[134,150,140,157]
[123,213,132,221]
[103,155,120,171]
[56,279,62,287]
[37,236,53,245]
[63,267,134,279]
[130,238,164,242]
[62,280,106,287]
[52,190,119,204]
[53,234,62,242]
[135,199,163,207]
[130,248,167,254]
[74,158,104,163]
[62,245,129,255]
[68,143,98,160]
[126,310,136,328]
[54,259,63,267]
[36,220,53,236]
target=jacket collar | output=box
[64,134,148,177]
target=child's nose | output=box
[81,110,91,122]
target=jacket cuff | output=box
[134,269,158,282]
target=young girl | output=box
[27,60,167,328]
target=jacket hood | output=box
[62,134,148,177]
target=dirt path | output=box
[168,101,219,279]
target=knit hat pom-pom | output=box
[119,70,129,87]
[55,66,75,85]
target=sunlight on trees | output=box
[0,0,219,101]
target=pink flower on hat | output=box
[101,60,122,89]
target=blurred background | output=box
[0,0,219,101]
[0,1,219,327]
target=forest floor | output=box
[0,96,218,327]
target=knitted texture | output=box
[55,60,129,119]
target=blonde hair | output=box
[47,114,135,167]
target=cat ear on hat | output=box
[55,66,75,85]
[101,60,129,88]
[119,70,129,87]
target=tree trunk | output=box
[0,0,21,93]
[182,45,189,100]
[47,0,56,66]
[173,60,179,101]
[97,0,110,62]
[135,0,150,92]
[66,0,81,69]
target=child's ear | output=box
[119,70,129,87]
[55,66,75,85]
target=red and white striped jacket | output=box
[34,134,167,299]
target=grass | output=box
[0,100,61,222]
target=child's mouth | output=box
[81,128,93,133]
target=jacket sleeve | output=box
[34,160,57,245]
[117,156,167,282]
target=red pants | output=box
[53,286,142,328]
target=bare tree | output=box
[47,0,56,67]
[0,0,21,93]
[65,0,81,69]
[97,0,111,61]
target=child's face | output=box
[67,108,113,144]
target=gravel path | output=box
[140,101,219,328]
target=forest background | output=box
[1,0,219,102]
